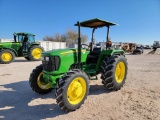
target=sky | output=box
[0,0,160,45]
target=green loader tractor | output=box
[0,32,44,64]
[29,18,128,112]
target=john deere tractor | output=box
[0,32,44,64]
[29,18,128,112]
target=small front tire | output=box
[29,64,52,94]
[55,69,89,112]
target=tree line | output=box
[43,29,88,44]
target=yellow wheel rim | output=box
[67,77,86,105]
[37,72,50,90]
[115,62,125,83]
[2,52,12,62]
[32,48,42,59]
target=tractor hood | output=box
[41,48,88,57]
[0,42,19,49]
[41,48,90,74]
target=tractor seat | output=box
[86,47,102,64]
[87,46,102,59]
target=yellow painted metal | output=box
[37,72,50,89]
[32,48,42,59]
[2,52,12,62]
[60,50,86,55]
[115,62,125,83]
[67,77,86,105]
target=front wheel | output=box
[55,69,89,112]
[29,64,52,94]
[101,55,128,90]
[0,49,15,64]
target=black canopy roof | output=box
[75,18,117,28]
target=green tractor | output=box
[29,18,128,112]
[0,32,44,64]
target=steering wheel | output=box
[81,44,90,50]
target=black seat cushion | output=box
[86,47,101,63]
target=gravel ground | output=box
[0,49,160,120]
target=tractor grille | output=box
[42,56,60,72]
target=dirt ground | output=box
[0,50,160,120]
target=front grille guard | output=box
[42,56,60,72]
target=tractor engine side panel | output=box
[57,49,90,74]
[0,42,21,56]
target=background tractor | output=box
[153,41,160,50]
[122,43,136,53]
[133,46,143,54]
[29,18,128,112]
[0,32,44,64]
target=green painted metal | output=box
[96,49,125,71]
[43,73,61,88]
[0,42,21,56]
[42,48,90,74]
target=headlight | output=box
[46,57,49,61]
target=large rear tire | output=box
[29,64,52,94]
[101,55,128,90]
[28,46,44,61]
[0,49,15,64]
[55,69,89,112]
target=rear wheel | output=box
[0,49,15,64]
[29,64,52,94]
[55,69,89,112]
[101,55,128,90]
[28,46,44,61]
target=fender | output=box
[0,48,18,56]
[28,42,40,48]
